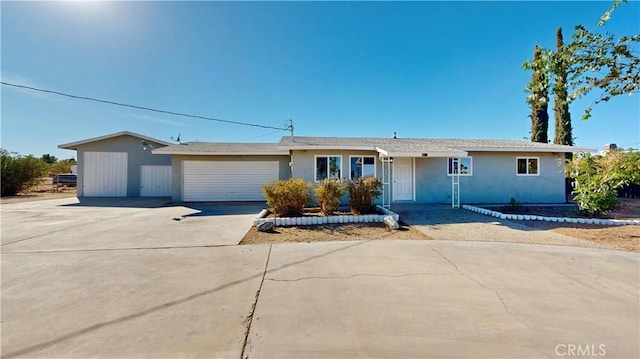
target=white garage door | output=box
[140,165,172,197]
[84,152,128,197]
[183,161,278,201]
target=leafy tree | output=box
[524,1,640,121]
[566,149,640,215]
[1,149,48,196]
[525,46,549,143]
[40,154,58,164]
[553,27,573,147]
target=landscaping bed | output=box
[240,221,431,245]
[479,198,640,252]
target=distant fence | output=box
[565,178,640,200]
[618,183,640,199]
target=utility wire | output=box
[1,81,288,131]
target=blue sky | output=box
[2,1,639,160]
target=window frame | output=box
[447,157,473,176]
[349,155,376,180]
[314,155,343,182]
[516,157,540,176]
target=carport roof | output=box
[152,142,289,155]
[277,136,595,157]
[58,131,172,150]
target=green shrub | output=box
[348,177,382,215]
[1,149,48,196]
[262,178,312,217]
[566,149,640,216]
[314,179,346,215]
[507,197,522,211]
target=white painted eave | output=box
[458,146,596,153]
[151,150,289,156]
[387,151,469,158]
[280,145,378,151]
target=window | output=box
[315,155,342,181]
[350,156,376,179]
[517,157,539,176]
[447,157,472,176]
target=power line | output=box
[1,81,288,131]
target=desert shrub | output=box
[348,177,382,214]
[507,197,522,211]
[567,149,640,215]
[48,158,77,176]
[314,179,346,215]
[262,178,312,217]
[1,149,48,196]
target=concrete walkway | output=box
[395,204,607,249]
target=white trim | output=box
[454,146,595,153]
[516,157,540,176]
[150,150,289,156]
[387,151,468,158]
[412,157,416,201]
[447,157,473,176]
[314,154,343,182]
[348,155,376,180]
[282,145,376,151]
[59,131,172,149]
[375,147,389,156]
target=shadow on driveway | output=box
[61,198,265,216]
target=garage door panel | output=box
[84,152,128,197]
[183,161,278,201]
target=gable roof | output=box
[278,136,595,157]
[152,142,289,156]
[58,131,172,150]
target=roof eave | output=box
[58,131,172,150]
[386,151,469,158]
[151,150,289,156]
[458,147,596,153]
[280,145,378,151]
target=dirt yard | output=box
[0,178,77,205]
[240,222,431,245]
[489,198,640,252]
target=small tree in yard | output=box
[1,149,48,196]
[348,177,382,215]
[567,149,640,215]
[262,178,312,217]
[314,179,346,215]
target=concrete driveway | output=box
[1,197,262,251]
[2,199,639,358]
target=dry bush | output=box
[348,177,382,215]
[314,179,346,215]
[263,178,312,217]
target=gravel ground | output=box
[395,204,612,249]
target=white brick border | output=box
[254,205,400,227]
[462,205,640,226]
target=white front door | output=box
[393,157,413,201]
